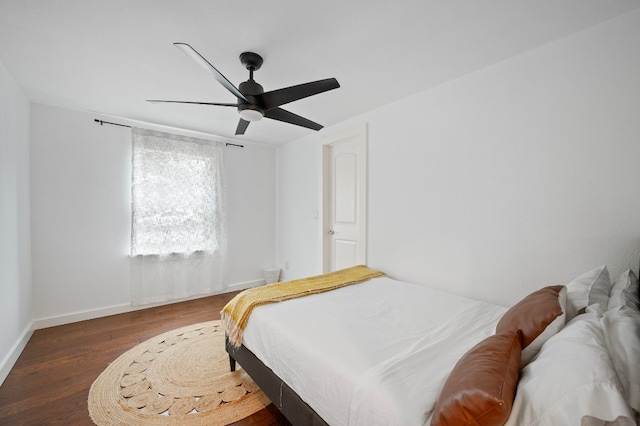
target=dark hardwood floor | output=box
[0,292,291,426]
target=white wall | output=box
[0,61,32,384]
[275,137,324,279]
[225,138,277,289]
[276,9,640,306]
[30,104,276,326]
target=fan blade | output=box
[174,42,248,102]
[235,119,250,135]
[265,108,323,131]
[147,100,238,107]
[256,78,340,110]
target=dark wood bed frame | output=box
[226,337,329,426]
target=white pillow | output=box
[601,305,640,413]
[505,311,635,426]
[566,265,611,321]
[608,269,640,311]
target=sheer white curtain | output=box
[130,128,226,306]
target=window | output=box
[130,128,225,256]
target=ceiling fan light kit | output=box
[239,108,263,122]
[148,43,340,135]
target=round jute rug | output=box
[88,320,271,425]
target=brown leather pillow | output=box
[431,330,522,426]
[496,285,566,366]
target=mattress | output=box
[242,276,507,425]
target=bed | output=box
[223,265,640,425]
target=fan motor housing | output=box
[239,79,264,97]
[238,79,265,117]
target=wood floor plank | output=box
[0,292,290,426]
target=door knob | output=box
[328,229,335,235]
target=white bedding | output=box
[242,276,507,426]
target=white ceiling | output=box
[1,1,639,145]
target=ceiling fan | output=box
[148,43,340,135]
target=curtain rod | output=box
[94,119,131,128]
[93,118,244,148]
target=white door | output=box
[322,124,367,272]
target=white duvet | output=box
[242,276,506,426]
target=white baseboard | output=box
[0,322,34,387]
[226,278,265,291]
[33,303,134,330]
[33,279,266,330]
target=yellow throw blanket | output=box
[221,265,385,348]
